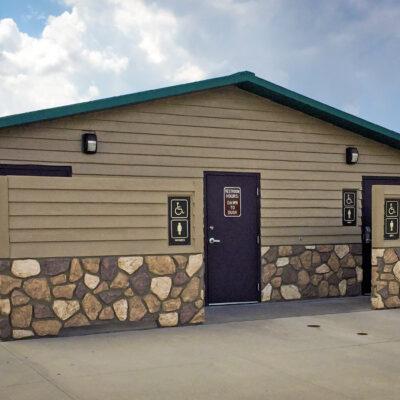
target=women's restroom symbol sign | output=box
[384,199,399,240]
[342,189,357,226]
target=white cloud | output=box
[0,0,207,116]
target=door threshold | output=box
[208,301,259,306]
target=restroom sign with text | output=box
[224,187,241,217]
[342,189,357,226]
[384,199,399,240]
[168,197,191,245]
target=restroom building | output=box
[0,71,399,339]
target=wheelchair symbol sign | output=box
[170,199,188,219]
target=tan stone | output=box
[381,273,395,281]
[190,309,205,324]
[113,299,128,321]
[297,270,310,286]
[82,258,100,273]
[146,256,176,275]
[318,281,329,297]
[94,281,109,294]
[300,251,312,269]
[82,293,102,320]
[32,320,62,336]
[11,290,29,306]
[186,254,203,277]
[50,274,67,285]
[281,285,301,300]
[13,329,34,339]
[0,299,11,315]
[124,288,134,297]
[118,256,143,275]
[305,245,316,250]
[261,283,272,301]
[276,257,289,267]
[310,274,323,286]
[170,286,183,298]
[195,299,203,309]
[11,305,32,328]
[162,298,181,312]
[200,289,204,300]
[384,248,398,264]
[181,277,200,303]
[128,296,147,321]
[11,259,40,278]
[69,258,83,282]
[173,255,188,269]
[290,256,302,270]
[262,264,276,284]
[356,266,363,283]
[371,294,385,309]
[23,278,51,301]
[371,249,384,265]
[315,264,330,274]
[84,273,100,290]
[278,246,292,257]
[339,279,347,296]
[327,253,340,272]
[151,277,172,300]
[158,312,178,327]
[0,275,22,295]
[271,276,282,288]
[393,261,400,282]
[317,245,334,252]
[99,306,115,320]
[335,245,350,259]
[110,272,129,289]
[53,284,76,299]
[144,293,161,313]
[329,285,340,297]
[64,313,90,328]
[261,246,270,257]
[389,281,400,295]
[385,296,400,308]
[312,252,321,266]
[53,300,80,320]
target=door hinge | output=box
[257,235,260,244]
[257,283,260,291]
[256,187,260,197]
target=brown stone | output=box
[11,305,32,328]
[130,271,151,295]
[75,281,89,299]
[173,255,188,269]
[381,273,395,281]
[50,274,67,285]
[315,264,330,274]
[271,289,282,300]
[297,270,310,286]
[383,248,398,264]
[329,285,340,297]
[162,298,181,312]
[0,299,11,316]
[327,253,340,272]
[52,284,76,299]
[23,278,51,301]
[64,313,90,328]
[82,293,102,320]
[262,264,276,284]
[318,280,329,297]
[334,245,350,259]
[181,277,200,303]
[385,296,400,308]
[101,256,118,280]
[278,246,292,257]
[144,293,161,313]
[82,258,100,273]
[41,258,70,276]
[0,260,10,273]
[0,317,11,339]
[145,256,176,275]
[301,284,318,298]
[311,251,321,267]
[69,258,83,282]
[271,276,282,288]
[11,289,30,306]
[300,251,312,269]
[128,296,147,321]
[310,274,323,286]
[34,304,54,319]
[173,271,189,286]
[281,266,297,284]
[340,254,355,268]
[99,306,115,320]
[32,320,62,336]
[195,299,203,309]
[290,256,302,270]
[113,299,128,321]
[110,272,129,289]
[317,245,334,252]
[94,281,109,294]
[190,309,205,324]
[264,247,278,263]
[0,274,22,295]
[98,289,123,304]
[179,303,197,324]
[389,281,400,295]
[170,286,183,298]
[53,300,80,320]
[124,288,134,297]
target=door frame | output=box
[203,171,261,305]
[362,175,400,294]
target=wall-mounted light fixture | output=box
[82,132,97,154]
[346,147,359,164]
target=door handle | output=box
[209,237,221,244]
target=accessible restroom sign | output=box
[384,199,399,240]
[168,196,191,245]
[342,189,357,226]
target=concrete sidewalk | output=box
[1,297,400,400]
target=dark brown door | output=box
[205,172,260,304]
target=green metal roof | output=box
[0,70,399,149]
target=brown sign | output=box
[224,187,241,217]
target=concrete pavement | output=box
[1,296,400,400]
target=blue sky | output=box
[0,0,399,132]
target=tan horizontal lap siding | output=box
[1,86,400,246]
[6,176,203,258]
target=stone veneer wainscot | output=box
[0,254,204,340]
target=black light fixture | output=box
[82,132,97,154]
[346,147,359,164]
